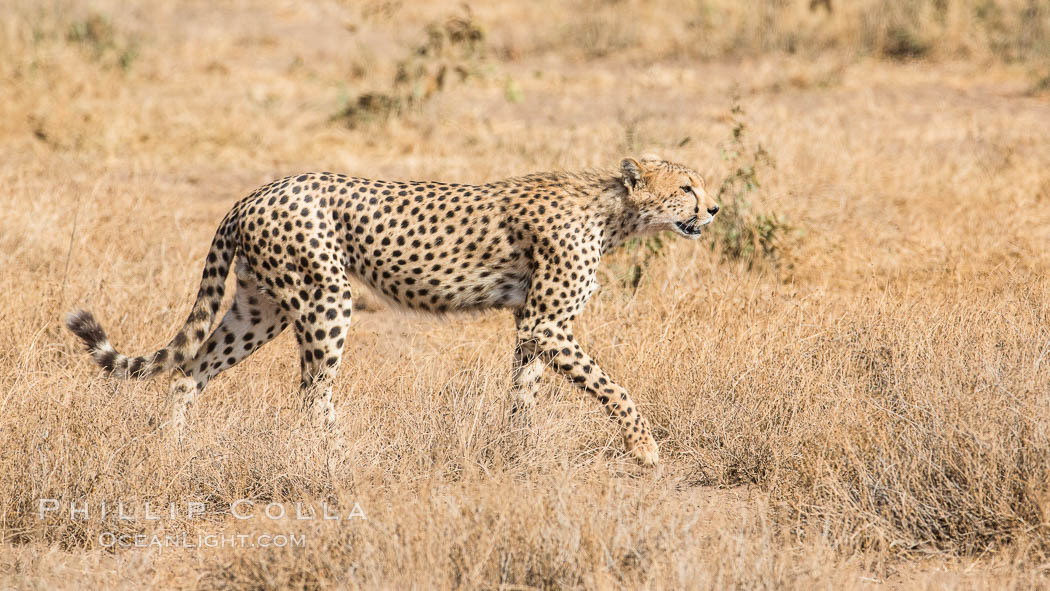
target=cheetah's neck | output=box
[585,173,646,254]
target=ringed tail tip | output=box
[66,309,107,351]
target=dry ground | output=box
[3,0,1050,589]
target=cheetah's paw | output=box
[625,433,659,467]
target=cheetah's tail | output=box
[65,209,239,380]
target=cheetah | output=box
[66,156,719,466]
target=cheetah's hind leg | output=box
[509,334,545,417]
[166,263,290,443]
[290,277,355,460]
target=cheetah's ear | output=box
[620,158,644,191]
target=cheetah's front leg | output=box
[522,323,659,466]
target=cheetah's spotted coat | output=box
[67,157,719,465]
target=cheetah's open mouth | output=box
[674,217,705,238]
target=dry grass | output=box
[3,0,1050,588]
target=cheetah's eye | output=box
[680,185,692,193]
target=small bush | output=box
[882,24,929,60]
[66,13,139,72]
[708,101,791,270]
[1028,69,1050,96]
[334,7,484,127]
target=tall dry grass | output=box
[3,0,1050,588]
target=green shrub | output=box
[66,13,139,72]
[334,7,485,127]
[708,101,791,270]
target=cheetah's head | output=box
[619,155,719,239]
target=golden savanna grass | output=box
[3,0,1050,588]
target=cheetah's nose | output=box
[707,205,720,215]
